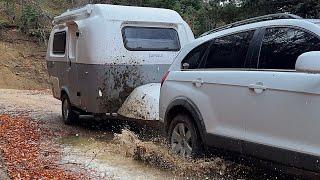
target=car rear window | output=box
[122,27,180,51]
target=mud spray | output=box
[112,129,250,179]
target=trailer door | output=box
[66,24,81,107]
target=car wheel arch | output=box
[164,97,207,144]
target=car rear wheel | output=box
[62,95,78,125]
[168,114,202,157]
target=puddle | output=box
[60,132,180,180]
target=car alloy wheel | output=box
[171,123,193,157]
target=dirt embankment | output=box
[0,28,49,90]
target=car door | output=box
[181,30,258,152]
[243,27,320,171]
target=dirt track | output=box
[0,89,180,179]
[0,89,310,179]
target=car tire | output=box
[61,95,79,125]
[168,113,203,157]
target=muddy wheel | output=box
[61,95,78,125]
[168,114,202,157]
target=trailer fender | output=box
[118,83,160,121]
[50,76,60,99]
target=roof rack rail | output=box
[199,13,302,37]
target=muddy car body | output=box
[46,4,194,121]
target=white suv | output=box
[160,13,320,173]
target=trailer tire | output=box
[61,95,79,125]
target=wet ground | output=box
[0,89,315,179]
[60,134,180,179]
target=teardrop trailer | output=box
[46,4,194,124]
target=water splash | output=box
[113,129,231,178]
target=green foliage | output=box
[241,0,320,18]
[19,5,39,33]
[4,0,15,15]
[3,0,320,38]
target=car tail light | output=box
[161,71,170,87]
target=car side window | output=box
[258,27,320,70]
[203,30,255,69]
[181,41,211,69]
[52,31,66,55]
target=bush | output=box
[2,0,15,16]
[19,5,39,34]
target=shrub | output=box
[19,5,39,34]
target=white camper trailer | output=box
[46,4,194,124]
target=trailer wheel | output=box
[61,95,79,125]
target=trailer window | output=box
[122,27,180,51]
[52,31,66,54]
